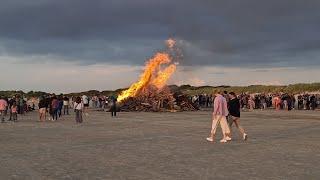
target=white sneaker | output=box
[220,139,227,143]
[206,137,214,142]
[225,136,232,141]
[243,133,248,141]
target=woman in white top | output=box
[74,96,84,123]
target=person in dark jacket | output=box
[110,96,117,117]
[228,92,248,141]
[57,96,63,117]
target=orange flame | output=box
[117,39,177,102]
[152,64,176,89]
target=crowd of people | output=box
[191,92,320,111]
[0,91,319,127]
[0,94,118,124]
[0,95,36,122]
[37,94,118,123]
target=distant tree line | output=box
[181,83,320,95]
[1,83,319,98]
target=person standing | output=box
[206,90,231,143]
[8,97,16,121]
[0,97,8,123]
[110,96,117,117]
[82,94,89,116]
[38,96,47,122]
[260,95,267,110]
[228,92,248,141]
[57,96,63,117]
[11,102,18,122]
[310,94,316,110]
[46,96,53,121]
[248,96,255,111]
[274,95,281,110]
[63,96,69,115]
[74,96,84,123]
[51,96,59,121]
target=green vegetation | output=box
[0,90,47,98]
[181,83,320,95]
[1,83,319,98]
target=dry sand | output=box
[0,110,319,180]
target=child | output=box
[11,102,18,122]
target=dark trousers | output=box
[58,108,62,117]
[227,115,233,127]
[0,110,5,122]
[63,105,69,115]
[19,105,24,114]
[111,105,117,117]
[52,108,58,120]
[9,111,12,120]
[75,109,83,123]
[12,113,17,121]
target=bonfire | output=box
[117,39,198,112]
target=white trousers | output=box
[211,115,230,135]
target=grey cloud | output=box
[0,38,164,65]
[0,0,320,67]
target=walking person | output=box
[74,96,83,123]
[206,90,231,143]
[0,96,8,123]
[227,92,248,141]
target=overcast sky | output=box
[0,0,319,93]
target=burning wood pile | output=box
[119,86,199,112]
[117,39,199,112]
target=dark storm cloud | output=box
[0,0,320,66]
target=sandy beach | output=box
[0,110,319,180]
